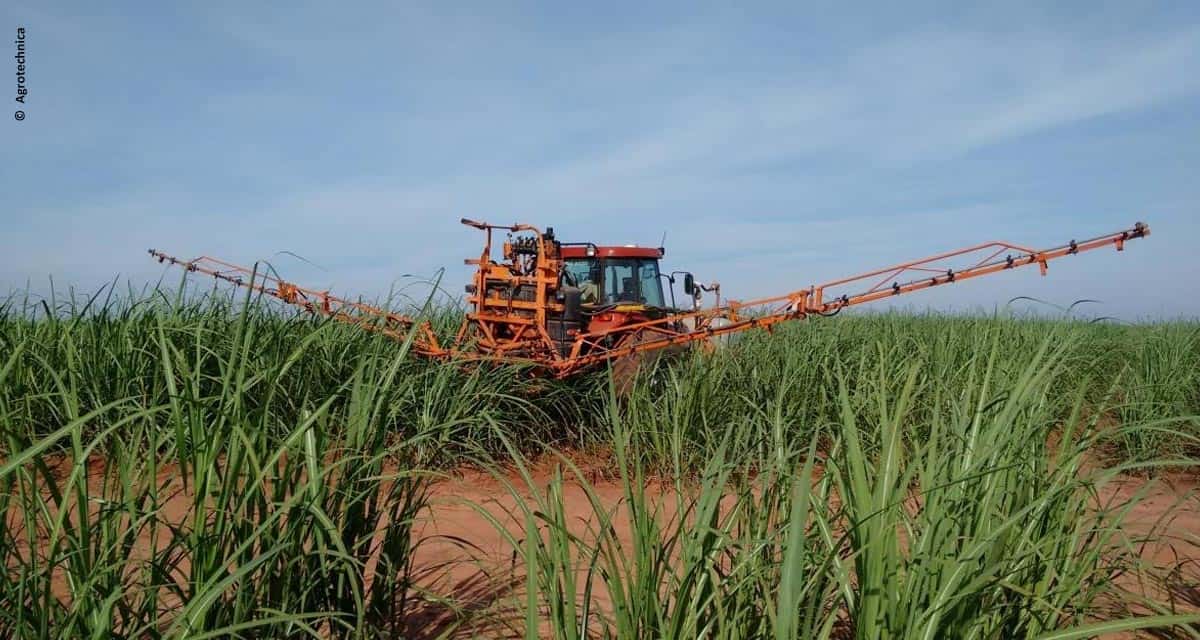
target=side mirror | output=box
[683,273,696,296]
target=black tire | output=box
[610,329,688,397]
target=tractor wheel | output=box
[610,329,687,397]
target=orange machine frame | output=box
[149,220,1149,377]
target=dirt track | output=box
[14,456,1200,638]
[410,461,1200,638]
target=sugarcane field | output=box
[3,4,1199,639]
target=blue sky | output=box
[2,2,1198,319]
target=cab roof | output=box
[560,245,664,259]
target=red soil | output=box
[11,455,1199,638]
[410,459,1200,638]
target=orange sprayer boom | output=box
[145,251,444,356]
[149,220,1149,378]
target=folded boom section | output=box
[146,250,444,356]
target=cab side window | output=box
[563,259,594,288]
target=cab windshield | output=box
[565,258,665,307]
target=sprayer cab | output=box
[559,245,667,308]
